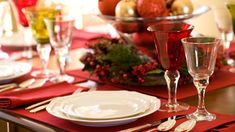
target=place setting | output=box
[46,90,160,127]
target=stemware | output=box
[23,6,58,78]
[44,15,75,83]
[12,0,38,59]
[147,22,194,112]
[182,37,220,121]
[212,5,234,66]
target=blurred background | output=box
[0,0,224,38]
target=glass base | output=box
[224,58,235,66]
[31,70,58,78]
[159,102,189,112]
[187,110,216,121]
[50,74,74,83]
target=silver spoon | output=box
[174,119,196,132]
[157,116,177,131]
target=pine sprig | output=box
[104,44,143,72]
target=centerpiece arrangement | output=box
[80,0,210,86]
[80,38,191,86]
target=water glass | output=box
[44,15,75,83]
[23,6,58,78]
[182,37,220,121]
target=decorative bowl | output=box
[98,5,210,58]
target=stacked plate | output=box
[0,61,32,84]
[46,90,161,127]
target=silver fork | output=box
[25,80,97,113]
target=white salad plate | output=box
[60,91,150,120]
[46,91,160,127]
[0,61,32,84]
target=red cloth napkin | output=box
[0,82,88,109]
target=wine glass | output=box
[182,37,220,121]
[147,22,194,112]
[212,5,235,66]
[44,15,75,83]
[23,6,58,78]
[12,0,38,59]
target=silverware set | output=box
[0,78,47,92]
[119,115,196,132]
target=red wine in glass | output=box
[153,23,193,70]
[148,22,193,112]
[13,0,37,27]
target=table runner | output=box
[68,69,235,100]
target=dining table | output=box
[1,28,235,132]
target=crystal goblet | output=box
[23,6,58,78]
[182,37,220,121]
[44,15,75,83]
[148,22,194,112]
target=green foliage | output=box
[103,45,143,72]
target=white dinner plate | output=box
[60,91,150,120]
[46,91,160,127]
[0,61,32,84]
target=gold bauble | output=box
[171,0,194,15]
[115,0,138,17]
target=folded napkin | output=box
[0,82,88,109]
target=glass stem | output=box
[223,41,231,59]
[54,47,69,75]
[36,44,51,74]
[193,77,209,111]
[164,70,180,105]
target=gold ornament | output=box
[171,0,194,15]
[115,0,138,17]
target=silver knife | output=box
[118,115,185,132]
